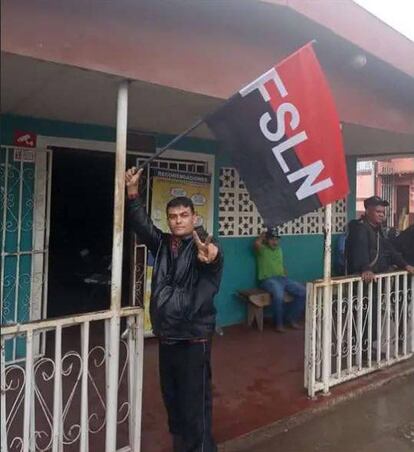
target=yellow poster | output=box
[150,169,212,232]
[143,169,212,335]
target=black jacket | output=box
[392,225,414,266]
[345,217,407,275]
[128,198,223,339]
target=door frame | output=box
[36,135,216,232]
[37,134,216,312]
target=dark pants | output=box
[159,339,216,452]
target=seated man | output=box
[254,228,305,332]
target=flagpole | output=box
[137,117,205,169]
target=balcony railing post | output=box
[1,337,7,451]
[322,204,332,394]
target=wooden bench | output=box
[237,288,270,332]
[237,288,293,332]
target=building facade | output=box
[2,1,414,450]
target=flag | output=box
[206,43,349,226]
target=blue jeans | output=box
[260,276,306,327]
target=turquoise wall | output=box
[0,114,116,144]
[214,234,329,326]
[1,114,356,328]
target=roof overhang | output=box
[342,123,414,157]
[2,53,414,158]
[263,0,414,78]
[1,52,219,139]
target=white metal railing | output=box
[1,306,144,452]
[304,271,413,397]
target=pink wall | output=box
[357,158,414,224]
[356,172,375,214]
[377,158,414,218]
[378,158,414,175]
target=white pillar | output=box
[111,80,129,311]
[106,80,129,452]
[322,203,332,394]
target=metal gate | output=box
[1,81,144,452]
[1,306,144,452]
[1,146,51,362]
[1,144,145,451]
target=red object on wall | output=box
[14,131,37,148]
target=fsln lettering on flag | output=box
[206,42,349,226]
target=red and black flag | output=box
[206,43,349,226]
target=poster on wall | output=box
[150,168,212,232]
[143,168,212,335]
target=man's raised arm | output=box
[125,167,162,254]
[254,232,266,252]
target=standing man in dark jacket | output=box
[125,167,223,452]
[346,196,414,355]
[346,196,413,280]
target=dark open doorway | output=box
[47,147,134,317]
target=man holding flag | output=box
[128,41,348,451]
[126,168,223,452]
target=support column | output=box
[322,203,332,394]
[106,80,129,452]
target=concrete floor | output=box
[141,323,308,451]
[225,375,414,452]
[141,323,413,452]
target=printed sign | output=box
[13,131,37,148]
[13,149,35,162]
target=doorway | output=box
[47,147,134,317]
